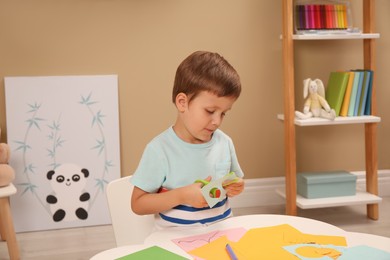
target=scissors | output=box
[195,172,239,198]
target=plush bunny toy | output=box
[0,128,15,187]
[295,78,336,120]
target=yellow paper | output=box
[183,224,347,260]
[232,224,346,260]
[188,236,231,260]
[188,236,247,260]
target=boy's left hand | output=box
[223,178,244,197]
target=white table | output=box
[91,214,390,259]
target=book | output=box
[339,71,355,117]
[357,70,372,116]
[364,70,374,115]
[347,71,362,116]
[115,246,188,260]
[325,71,350,116]
[353,70,365,116]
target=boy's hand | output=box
[223,178,244,197]
[182,176,212,208]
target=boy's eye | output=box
[206,109,214,114]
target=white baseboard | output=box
[230,169,390,209]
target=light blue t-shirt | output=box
[131,126,243,192]
[131,126,244,228]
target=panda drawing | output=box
[46,163,90,222]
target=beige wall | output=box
[0,0,389,179]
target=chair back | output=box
[106,176,154,246]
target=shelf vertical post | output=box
[282,0,297,216]
[363,0,379,220]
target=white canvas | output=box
[5,75,121,232]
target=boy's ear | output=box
[175,93,188,112]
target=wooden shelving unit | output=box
[280,0,381,220]
[277,114,381,126]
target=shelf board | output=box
[276,189,382,209]
[277,114,381,126]
[292,33,380,40]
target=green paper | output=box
[116,245,188,260]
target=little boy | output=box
[131,51,244,229]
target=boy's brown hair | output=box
[172,51,241,103]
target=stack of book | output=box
[325,70,373,117]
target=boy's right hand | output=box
[182,176,211,208]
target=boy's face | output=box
[174,91,236,144]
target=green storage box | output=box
[297,171,357,199]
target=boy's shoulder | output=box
[146,127,176,147]
[213,129,232,140]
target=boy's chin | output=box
[194,134,212,143]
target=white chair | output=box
[0,183,20,260]
[106,176,154,247]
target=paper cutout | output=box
[296,246,341,259]
[284,243,390,260]
[284,244,345,260]
[339,245,390,260]
[201,172,239,208]
[172,227,247,252]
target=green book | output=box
[116,246,189,260]
[325,71,350,116]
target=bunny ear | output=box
[303,78,311,98]
[315,79,325,97]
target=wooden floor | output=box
[1,196,389,260]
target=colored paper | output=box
[176,224,347,260]
[284,244,390,260]
[172,227,247,252]
[115,245,188,260]
[284,243,344,260]
[339,245,390,260]
[188,236,246,260]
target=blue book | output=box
[353,70,364,116]
[358,70,371,116]
[347,71,361,116]
[364,70,374,115]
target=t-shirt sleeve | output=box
[130,143,167,193]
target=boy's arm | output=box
[131,182,208,215]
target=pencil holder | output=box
[294,0,353,34]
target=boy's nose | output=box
[211,116,222,126]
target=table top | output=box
[91,214,390,260]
